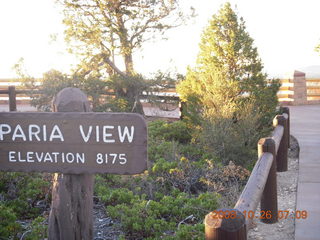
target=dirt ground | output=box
[248,135,299,240]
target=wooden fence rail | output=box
[204,107,290,240]
[0,86,183,119]
[0,86,39,111]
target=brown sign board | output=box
[0,112,147,174]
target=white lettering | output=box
[43,125,47,141]
[66,153,74,163]
[79,125,92,143]
[0,124,11,140]
[43,152,53,162]
[96,126,100,142]
[18,152,26,162]
[103,126,115,143]
[27,152,34,162]
[36,152,44,162]
[118,126,134,143]
[9,151,16,162]
[28,125,41,141]
[7,151,86,164]
[52,152,59,163]
[76,153,85,163]
[49,125,64,142]
[12,124,26,141]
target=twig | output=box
[177,215,195,229]
[20,230,31,240]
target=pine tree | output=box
[177,2,280,166]
[178,2,279,126]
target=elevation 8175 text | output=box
[211,210,308,220]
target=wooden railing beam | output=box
[258,138,278,224]
[233,153,273,227]
[273,115,289,171]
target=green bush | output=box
[106,192,219,239]
[0,204,21,239]
[0,173,50,218]
[167,224,204,240]
[25,216,48,240]
[148,120,192,144]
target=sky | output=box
[1,0,320,79]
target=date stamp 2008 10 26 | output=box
[211,210,308,220]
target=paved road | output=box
[290,105,320,240]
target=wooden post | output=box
[273,115,288,172]
[204,209,246,240]
[48,88,93,240]
[258,138,278,223]
[8,86,17,112]
[281,107,290,148]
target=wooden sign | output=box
[0,112,147,174]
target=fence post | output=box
[273,115,289,172]
[258,138,278,223]
[48,88,93,240]
[204,209,246,240]
[8,86,17,112]
[281,107,290,148]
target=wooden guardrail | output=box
[0,86,41,112]
[0,86,183,119]
[2,75,320,107]
[204,107,290,240]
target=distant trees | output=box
[177,2,280,166]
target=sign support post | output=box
[48,88,93,239]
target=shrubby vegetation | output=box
[0,173,50,239]
[93,120,250,239]
[0,119,250,239]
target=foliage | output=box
[25,216,48,240]
[201,161,251,207]
[59,0,192,75]
[148,120,192,144]
[104,189,217,239]
[0,204,21,239]
[200,102,261,166]
[14,60,110,112]
[0,173,50,238]
[97,74,148,113]
[178,2,279,127]
[56,0,194,113]
[0,172,50,219]
[15,60,182,114]
[177,2,280,166]
[92,119,250,239]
